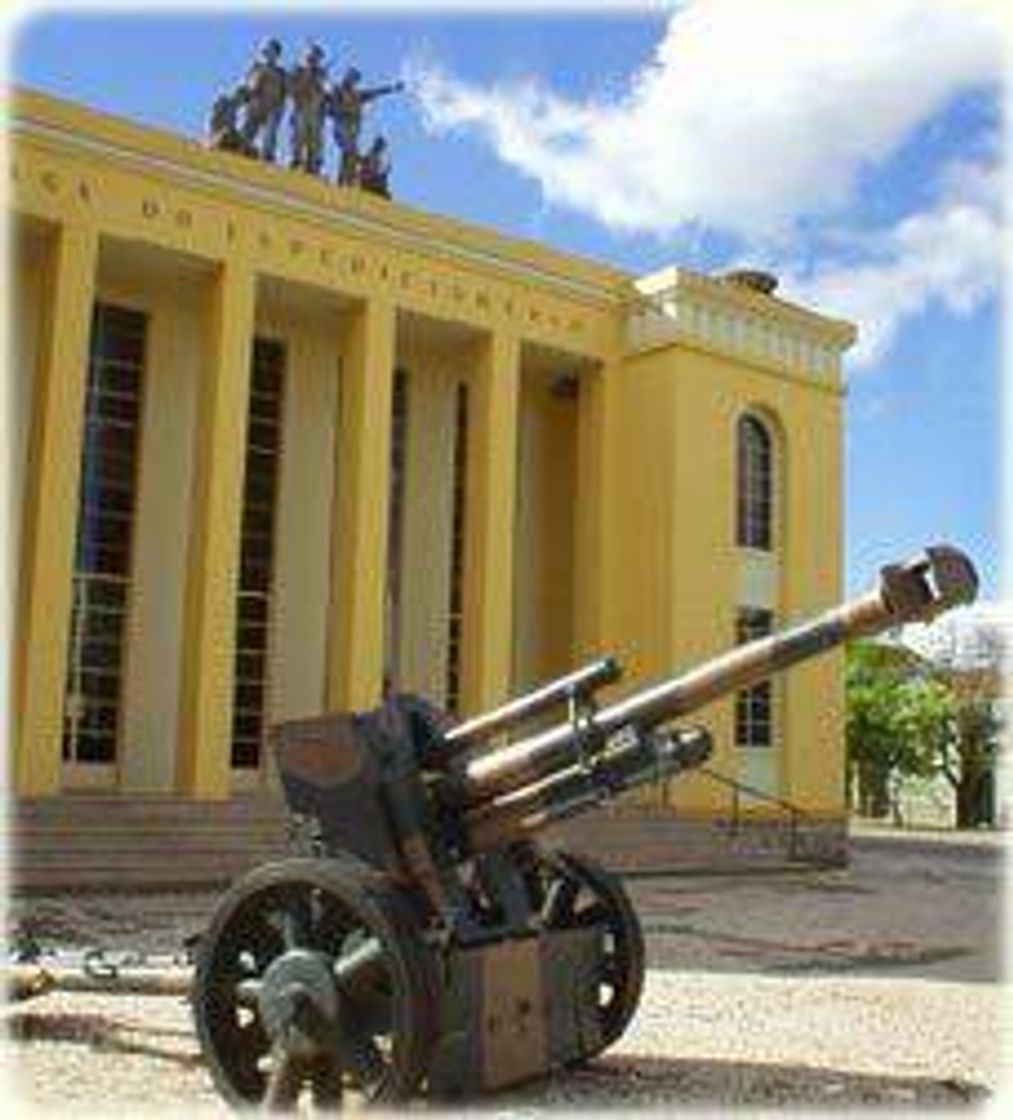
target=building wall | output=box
[10,223,45,617]
[110,269,202,793]
[9,88,853,824]
[600,339,844,816]
[264,316,340,730]
[513,370,579,692]
[395,355,459,704]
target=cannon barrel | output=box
[440,656,621,753]
[464,725,714,850]
[448,544,977,809]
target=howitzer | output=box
[193,544,976,1108]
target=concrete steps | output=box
[11,794,291,892]
[11,794,846,893]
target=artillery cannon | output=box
[192,544,976,1108]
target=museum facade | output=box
[9,89,855,856]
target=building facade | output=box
[9,90,855,860]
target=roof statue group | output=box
[207,39,404,198]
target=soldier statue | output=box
[360,136,392,198]
[239,38,288,162]
[207,90,254,155]
[329,67,404,186]
[206,40,403,192]
[288,42,329,175]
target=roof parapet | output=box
[626,265,856,385]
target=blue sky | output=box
[7,3,1003,599]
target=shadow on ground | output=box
[6,1009,202,1070]
[6,1009,990,1110]
[494,1053,989,1109]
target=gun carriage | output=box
[191,545,977,1108]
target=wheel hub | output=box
[259,947,339,1059]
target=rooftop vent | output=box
[723,269,778,296]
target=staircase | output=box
[11,771,846,893]
[546,770,847,874]
[10,794,290,893]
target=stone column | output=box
[176,259,256,799]
[327,297,396,710]
[460,330,521,714]
[14,222,99,797]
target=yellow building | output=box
[8,89,856,880]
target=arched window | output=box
[736,414,774,551]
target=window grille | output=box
[735,606,774,748]
[736,414,774,550]
[231,339,285,769]
[445,382,469,714]
[63,304,147,766]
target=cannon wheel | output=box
[538,849,645,1054]
[192,858,436,1109]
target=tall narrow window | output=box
[445,382,469,714]
[384,368,410,693]
[735,607,774,747]
[736,414,774,550]
[231,339,285,769]
[63,304,147,767]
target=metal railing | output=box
[698,765,811,862]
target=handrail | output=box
[697,765,811,861]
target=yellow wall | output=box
[108,265,202,793]
[513,370,579,690]
[263,311,340,730]
[600,338,844,814]
[10,222,45,617]
[396,355,458,703]
[8,88,851,820]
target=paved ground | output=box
[2,828,1008,1113]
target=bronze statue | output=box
[207,90,253,155]
[329,67,404,186]
[239,38,288,162]
[205,39,402,194]
[360,135,391,197]
[288,42,329,174]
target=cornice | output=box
[9,87,629,308]
[628,267,855,387]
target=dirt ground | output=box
[2,827,1008,1113]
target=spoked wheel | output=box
[192,858,436,1110]
[538,850,645,1053]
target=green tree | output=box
[846,642,933,819]
[932,664,1001,827]
[920,620,1003,828]
[847,628,1003,829]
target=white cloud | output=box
[407,0,1003,369]
[777,156,1003,368]
[408,0,1000,240]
